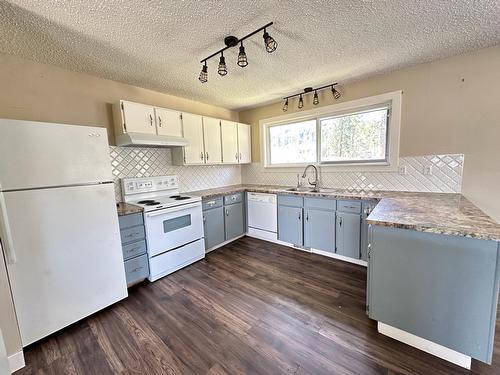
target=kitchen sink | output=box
[286,187,314,192]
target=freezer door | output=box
[0,119,112,190]
[1,183,127,346]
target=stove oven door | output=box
[144,202,204,257]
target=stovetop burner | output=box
[175,196,191,200]
[137,200,156,204]
[169,195,181,199]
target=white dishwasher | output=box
[247,192,278,241]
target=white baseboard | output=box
[313,248,367,267]
[206,235,245,253]
[8,350,25,373]
[377,322,471,370]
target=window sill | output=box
[261,160,396,172]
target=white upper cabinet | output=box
[155,108,183,137]
[237,123,251,164]
[117,101,156,135]
[203,117,222,164]
[182,113,205,164]
[221,120,239,164]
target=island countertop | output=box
[187,184,500,242]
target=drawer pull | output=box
[124,232,140,238]
[126,247,140,253]
[130,266,144,273]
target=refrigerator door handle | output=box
[0,191,16,264]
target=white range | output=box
[122,176,205,281]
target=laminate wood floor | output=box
[15,237,500,374]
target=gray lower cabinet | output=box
[202,193,245,251]
[203,206,225,249]
[304,208,335,252]
[225,202,245,240]
[118,212,149,286]
[278,205,303,246]
[368,225,500,363]
[335,212,361,259]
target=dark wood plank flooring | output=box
[15,236,500,374]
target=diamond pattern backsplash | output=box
[241,154,464,193]
[109,146,241,201]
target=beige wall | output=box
[0,53,239,358]
[0,53,238,143]
[239,45,500,222]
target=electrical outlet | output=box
[423,165,433,175]
[398,166,407,175]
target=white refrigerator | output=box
[0,119,128,346]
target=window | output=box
[268,119,316,165]
[320,107,388,163]
[262,91,400,169]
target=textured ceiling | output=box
[1,0,499,110]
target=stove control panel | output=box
[122,175,179,195]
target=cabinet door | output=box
[336,212,361,259]
[237,123,251,164]
[155,108,182,137]
[182,113,205,164]
[203,117,222,164]
[304,209,335,252]
[224,203,244,240]
[221,120,239,164]
[278,206,303,246]
[121,101,156,134]
[203,207,225,250]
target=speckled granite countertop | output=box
[116,202,143,216]
[188,184,500,242]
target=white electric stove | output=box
[122,176,205,281]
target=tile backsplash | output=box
[109,146,241,201]
[110,148,463,201]
[241,154,464,193]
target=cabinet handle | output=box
[200,152,204,160]
[239,152,242,160]
[206,152,209,161]
[131,266,144,273]
[158,116,162,127]
[235,152,238,160]
[298,212,301,221]
[203,216,206,223]
[339,217,343,227]
[149,114,153,126]
[226,209,229,216]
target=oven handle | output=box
[145,202,201,218]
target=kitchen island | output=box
[189,184,500,368]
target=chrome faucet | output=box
[302,164,319,189]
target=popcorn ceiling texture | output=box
[241,154,464,193]
[1,1,499,110]
[109,146,241,201]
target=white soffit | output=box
[0,0,499,110]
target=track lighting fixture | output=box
[313,90,319,105]
[282,98,288,112]
[198,22,276,82]
[218,52,227,76]
[198,62,208,83]
[263,28,277,53]
[331,85,341,100]
[237,42,248,67]
[282,83,340,112]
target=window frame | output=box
[260,91,401,171]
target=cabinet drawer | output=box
[337,200,362,213]
[305,197,336,211]
[202,197,223,210]
[224,192,243,205]
[124,254,149,285]
[278,195,304,207]
[120,225,145,244]
[122,240,147,260]
[118,212,144,229]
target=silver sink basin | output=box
[286,187,314,192]
[310,188,340,193]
